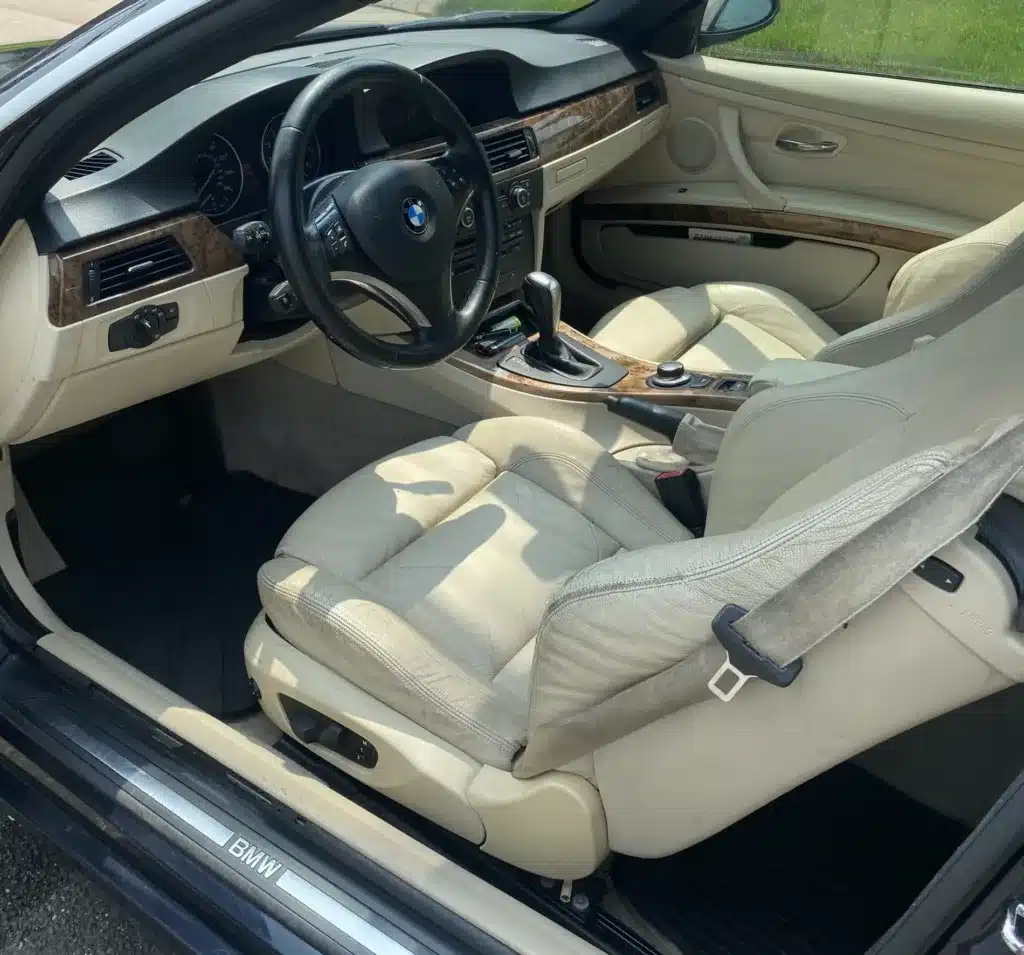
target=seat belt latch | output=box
[655,468,706,537]
[708,604,804,702]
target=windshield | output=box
[1,0,593,75]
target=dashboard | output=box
[1,26,669,448]
[189,60,521,228]
[35,27,656,251]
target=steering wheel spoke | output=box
[402,274,455,333]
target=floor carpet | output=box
[19,392,312,717]
[612,763,968,955]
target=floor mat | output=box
[19,394,312,718]
[36,471,311,717]
[612,763,968,955]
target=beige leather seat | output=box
[590,200,1024,375]
[247,287,1024,879]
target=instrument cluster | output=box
[192,95,355,225]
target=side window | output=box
[710,0,1024,90]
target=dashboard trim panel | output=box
[47,214,243,328]
[579,202,950,255]
[449,324,747,410]
[388,72,660,179]
[45,72,660,329]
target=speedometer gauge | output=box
[261,114,321,178]
[194,134,243,218]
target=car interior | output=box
[4,6,1024,955]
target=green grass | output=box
[437,0,1024,90]
[0,40,49,53]
[436,0,588,13]
[717,0,1024,89]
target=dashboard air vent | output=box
[84,236,192,304]
[64,149,119,181]
[481,128,535,174]
[634,80,661,113]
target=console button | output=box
[510,184,532,209]
[649,361,692,388]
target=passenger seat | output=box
[589,199,1024,375]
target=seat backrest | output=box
[816,199,1024,367]
[516,288,1024,776]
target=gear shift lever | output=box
[523,271,592,375]
[499,271,626,387]
[524,271,563,351]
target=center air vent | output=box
[481,128,536,174]
[64,149,119,181]
[84,236,192,304]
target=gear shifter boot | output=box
[499,269,627,388]
[525,334,598,378]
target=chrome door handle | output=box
[776,137,839,155]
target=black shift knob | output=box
[523,271,563,349]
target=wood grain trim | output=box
[47,213,244,328]
[580,203,950,254]
[448,324,748,410]
[389,72,664,181]
[528,73,661,168]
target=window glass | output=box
[713,0,1024,89]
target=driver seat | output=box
[246,289,1024,879]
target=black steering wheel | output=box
[269,61,501,368]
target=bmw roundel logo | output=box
[402,197,428,235]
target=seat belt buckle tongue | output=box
[707,604,804,702]
[708,654,753,702]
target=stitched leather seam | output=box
[260,568,522,756]
[543,449,953,616]
[508,452,680,544]
[729,393,910,456]
[355,472,503,584]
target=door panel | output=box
[583,225,878,310]
[568,55,1024,333]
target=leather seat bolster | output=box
[259,556,529,768]
[517,425,1012,776]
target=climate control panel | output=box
[453,169,542,303]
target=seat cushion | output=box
[588,287,721,363]
[258,416,690,768]
[591,282,839,376]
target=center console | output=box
[451,271,752,413]
[452,169,544,305]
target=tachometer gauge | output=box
[261,114,321,178]
[194,134,243,218]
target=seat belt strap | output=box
[707,415,1024,703]
[673,413,726,467]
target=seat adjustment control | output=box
[913,555,964,593]
[108,302,179,352]
[281,696,378,768]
